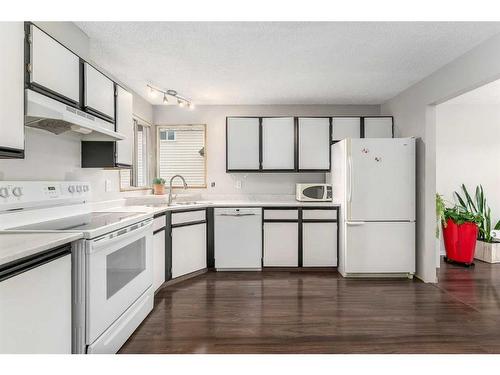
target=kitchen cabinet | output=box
[332,117,361,141]
[298,117,331,171]
[153,215,166,291]
[84,63,115,120]
[29,24,80,104]
[263,222,299,266]
[0,245,72,353]
[0,22,24,159]
[115,85,134,167]
[303,222,338,266]
[263,207,300,267]
[226,117,260,171]
[363,117,393,138]
[171,210,207,278]
[262,117,295,170]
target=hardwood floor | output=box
[119,260,500,354]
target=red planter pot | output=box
[442,218,478,265]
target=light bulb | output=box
[188,102,195,110]
[178,99,185,107]
[149,86,157,98]
[163,94,168,104]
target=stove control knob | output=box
[76,185,83,193]
[12,187,23,197]
[0,187,9,198]
[83,185,89,192]
[68,185,75,193]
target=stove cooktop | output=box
[14,212,143,232]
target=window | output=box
[134,120,150,187]
[157,124,206,188]
[119,117,151,191]
[160,130,176,141]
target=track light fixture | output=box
[147,84,193,108]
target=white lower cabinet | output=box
[172,223,207,278]
[263,222,299,266]
[153,229,166,291]
[303,222,338,266]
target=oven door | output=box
[85,219,153,344]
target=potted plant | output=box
[436,193,482,266]
[152,177,166,195]
[454,185,500,263]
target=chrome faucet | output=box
[168,175,188,205]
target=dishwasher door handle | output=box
[217,213,257,217]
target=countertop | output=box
[105,200,340,216]
[0,199,338,266]
[0,232,83,267]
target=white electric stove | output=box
[0,181,154,354]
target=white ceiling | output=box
[76,22,500,106]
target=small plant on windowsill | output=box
[454,184,500,263]
[152,177,166,195]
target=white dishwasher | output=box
[214,208,262,270]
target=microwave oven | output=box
[296,183,332,202]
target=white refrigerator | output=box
[329,138,416,277]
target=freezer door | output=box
[348,138,415,221]
[345,221,415,274]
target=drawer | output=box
[153,215,166,232]
[172,210,206,225]
[302,209,337,221]
[264,209,298,220]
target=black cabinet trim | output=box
[0,244,71,282]
[171,220,207,229]
[227,116,333,173]
[153,227,166,235]
[206,208,215,269]
[25,22,118,125]
[165,212,172,281]
[262,206,339,269]
[226,115,395,173]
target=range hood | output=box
[25,89,125,141]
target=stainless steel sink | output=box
[171,201,201,206]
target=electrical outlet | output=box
[235,180,242,189]
[211,182,216,188]
[104,179,112,192]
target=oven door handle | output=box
[88,219,153,253]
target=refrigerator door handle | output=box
[347,156,353,203]
[346,221,365,226]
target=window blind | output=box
[158,125,206,188]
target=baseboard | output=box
[157,268,208,290]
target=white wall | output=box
[0,22,153,201]
[436,93,500,226]
[381,32,500,282]
[154,104,380,196]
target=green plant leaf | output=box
[454,191,467,210]
[461,184,477,213]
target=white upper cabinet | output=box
[227,117,260,170]
[30,24,80,103]
[0,22,24,157]
[298,117,331,170]
[84,63,115,119]
[262,117,295,170]
[115,86,134,166]
[332,117,361,141]
[364,117,393,138]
